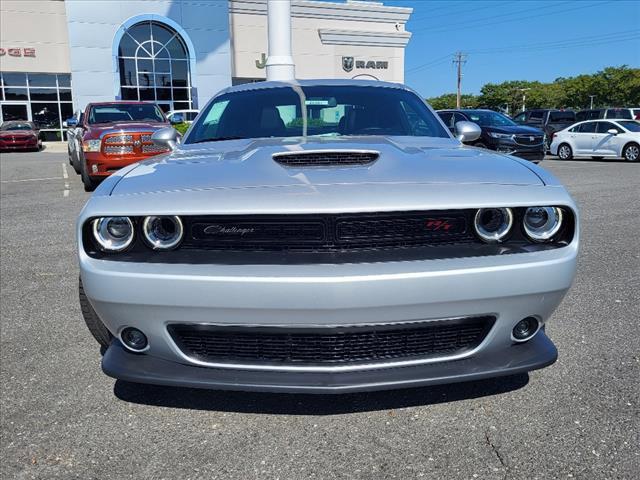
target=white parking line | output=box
[62,162,69,179]
[62,163,70,198]
[1,177,62,183]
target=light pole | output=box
[266,0,295,81]
[589,95,596,110]
[517,88,531,112]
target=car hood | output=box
[483,125,544,135]
[87,122,168,134]
[109,136,545,196]
[0,130,36,137]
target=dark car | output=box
[512,109,576,152]
[438,109,545,162]
[576,108,640,122]
[0,121,42,152]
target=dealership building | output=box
[0,0,412,140]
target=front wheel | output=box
[81,160,99,192]
[622,143,639,162]
[79,278,112,349]
[558,143,573,160]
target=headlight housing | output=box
[474,208,513,243]
[523,206,563,241]
[92,217,134,251]
[488,132,513,139]
[142,216,183,250]
[82,139,101,152]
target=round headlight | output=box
[523,207,563,241]
[142,216,183,250]
[474,208,513,243]
[92,217,134,252]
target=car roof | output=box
[217,79,411,96]
[87,101,158,107]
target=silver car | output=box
[78,80,579,393]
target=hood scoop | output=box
[272,149,379,168]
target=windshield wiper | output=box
[192,136,248,143]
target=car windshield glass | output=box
[185,85,449,144]
[1,122,33,131]
[618,121,640,132]
[462,110,517,127]
[88,104,165,124]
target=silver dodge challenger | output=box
[77,80,579,393]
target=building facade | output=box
[1,0,412,140]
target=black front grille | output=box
[273,150,379,167]
[168,316,494,367]
[514,135,543,146]
[185,210,475,252]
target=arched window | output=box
[117,21,192,112]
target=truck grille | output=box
[168,316,495,367]
[184,210,475,252]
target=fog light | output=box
[91,164,98,174]
[120,327,148,352]
[512,317,540,342]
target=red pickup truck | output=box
[66,102,175,191]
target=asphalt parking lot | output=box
[1,149,639,480]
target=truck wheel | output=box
[79,278,112,349]
[81,161,99,192]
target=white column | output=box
[266,0,295,81]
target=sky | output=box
[380,0,640,97]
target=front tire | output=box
[79,278,112,349]
[622,143,639,162]
[558,143,573,160]
[81,160,99,192]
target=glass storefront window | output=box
[117,21,193,111]
[0,72,74,141]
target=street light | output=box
[589,95,596,110]
[517,88,531,112]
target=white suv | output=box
[550,119,640,162]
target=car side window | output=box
[453,113,467,125]
[596,122,621,134]
[513,112,526,123]
[438,112,454,130]
[577,122,597,133]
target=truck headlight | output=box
[92,217,134,251]
[523,207,563,241]
[474,208,513,243]
[142,216,183,250]
[83,139,102,152]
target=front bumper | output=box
[81,241,578,392]
[103,330,557,393]
[489,139,545,162]
[0,140,38,150]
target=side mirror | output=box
[169,113,184,125]
[455,121,482,143]
[65,118,78,128]
[606,129,618,135]
[151,127,181,151]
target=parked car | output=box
[576,108,640,122]
[0,121,42,152]
[166,109,199,124]
[550,119,640,162]
[438,109,545,162]
[512,109,576,152]
[65,102,178,191]
[77,80,579,393]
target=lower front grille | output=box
[168,316,495,368]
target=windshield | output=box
[88,104,165,124]
[618,121,640,132]
[1,122,34,131]
[462,110,517,127]
[185,85,449,144]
